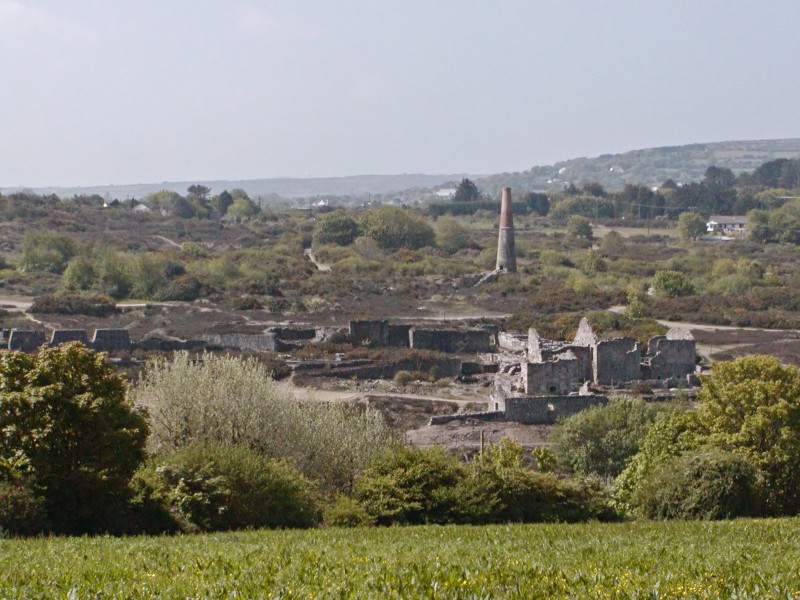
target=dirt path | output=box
[304,249,331,272]
[151,235,182,249]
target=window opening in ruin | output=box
[549,385,558,394]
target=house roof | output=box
[707,215,748,225]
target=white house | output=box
[706,215,748,235]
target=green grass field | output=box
[2,519,799,598]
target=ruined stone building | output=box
[521,318,696,395]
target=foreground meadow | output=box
[1,519,799,598]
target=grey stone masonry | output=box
[410,328,491,353]
[523,353,586,395]
[594,337,641,385]
[8,330,47,352]
[348,320,388,347]
[91,329,132,352]
[50,329,90,346]
[492,394,609,425]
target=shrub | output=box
[359,206,435,250]
[464,439,616,524]
[0,480,49,537]
[393,370,414,386]
[652,270,695,298]
[566,215,593,239]
[354,445,466,525]
[322,495,374,528]
[133,352,391,493]
[0,344,149,534]
[634,449,762,520]
[62,256,96,290]
[20,231,77,273]
[313,211,359,246]
[133,444,320,532]
[435,217,471,254]
[29,293,116,317]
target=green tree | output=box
[214,190,234,215]
[677,212,707,240]
[452,178,481,203]
[312,211,358,246]
[551,398,677,479]
[187,184,211,200]
[747,209,772,243]
[652,270,695,298]
[358,206,435,250]
[617,356,800,516]
[0,344,148,533]
[226,197,260,219]
[567,215,593,239]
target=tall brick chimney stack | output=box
[496,187,517,272]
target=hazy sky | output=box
[2,1,800,187]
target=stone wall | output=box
[387,324,412,348]
[91,329,131,352]
[50,329,89,346]
[573,317,598,346]
[199,333,285,352]
[8,330,47,352]
[522,355,585,395]
[498,332,527,352]
[494,394,609,425]
[269,327,317,341]
[594,338,640,385]
[645,330,696,380]
[410,328,491,353]
[306,357,466,380]
[348,320,388,346]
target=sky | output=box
[2,0,800,187]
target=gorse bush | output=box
[358,206,435,250]
[354,440,616,526]
[133,443,319,532]
[133,352,391,492]
[634,449,762,520]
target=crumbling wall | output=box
[527,328,543,362]
[50,329,89,346]
[199,333,285,352]
[269,327,317,341]
[594,338,640,385]
[91,329,131,352]
[494,394,609,424]
[387,324,412,348]
[573,317,598,346]
[349,320,388,346]
[7,330,47,352]
[522,355,585,395]
[645,329,696,380]
[498,332,527,353]
[410,328,490,353]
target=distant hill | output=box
[477,139,800,195]
[5,173,469,202]
[8,139,800,202]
